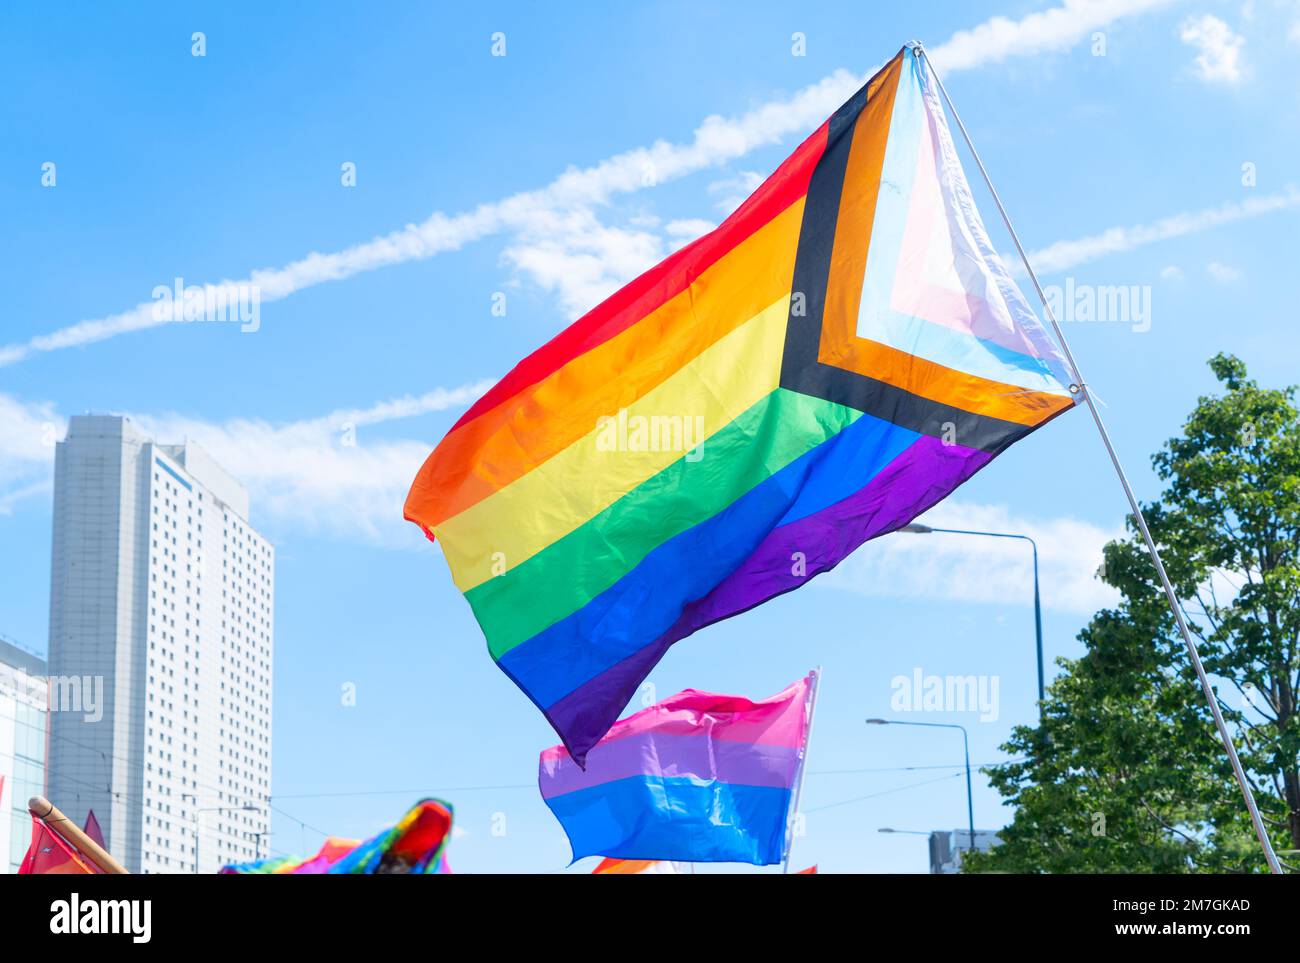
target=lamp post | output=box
[183,798,259,874]
[867,718,976,860]
[898,523,1045,705]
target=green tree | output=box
[965,354,1299,873]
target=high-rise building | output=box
[0,636,47,874]
[47,416,273,874]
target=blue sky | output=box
[2,0,1298,872]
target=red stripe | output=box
[450,120,832,432]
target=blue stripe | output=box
[154,457,192,491]
[777,409,917,527]
[544,775,791,865]
[498,409,918,708]
[866,306,1066,391]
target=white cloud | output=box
[0,381,490,541]
[134,413,434,543]
[1160,265,1185,280]
[501,207,666,317]
[929,0,1178,72]
[664,218,716,240]
[1179,14,1245,84]
[708,170,765,214]
[1206,260,1243,282]
[820,500,1123,615]
[0,394,63,477]
[0,395,64,515]
[1016,185,1300,275]
[0,0,1177,366]
[0,480,52,516]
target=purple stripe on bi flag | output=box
[539,674,813,866]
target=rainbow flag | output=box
[218,837,359,875]
[405,45,1076,763]
[290,837,362,874]
[540,676,813,865]
[219,799,453,875]
[327,798,453,874]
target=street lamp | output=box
[867,718,975,860]
[897,523,1045,705]
[184,800,260,874]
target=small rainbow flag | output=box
[328,798,453,875]
[219,799,453,875]
[540,676,813,866]
[405,45,1075,763]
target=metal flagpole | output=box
[915,44,1282,874]
[782,666,822,874]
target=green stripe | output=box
[468,387,862,658]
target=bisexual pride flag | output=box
[540,676,813,866]
[405,45,1076,763]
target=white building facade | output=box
[48,416,273,873]
[0,637,47,873]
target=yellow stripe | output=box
[407,197,807,530]
[436,295,791,592]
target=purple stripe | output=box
[664,435,992,629]
[541,732,802,798]
[546,435,992,759]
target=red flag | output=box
[18,815,101,875]
[796,865,818,874]
[83,809,105,849]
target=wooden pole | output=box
[29,795,129,874]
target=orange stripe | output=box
[818,53,899,373]
[832,337,1074,424]
[405,197,807,530]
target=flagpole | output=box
[782,666,822,874]
[915,43,1283,875]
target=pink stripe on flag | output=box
[540,730,802,797]
[539,675,813,770]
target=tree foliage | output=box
[965,355,1299,873]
